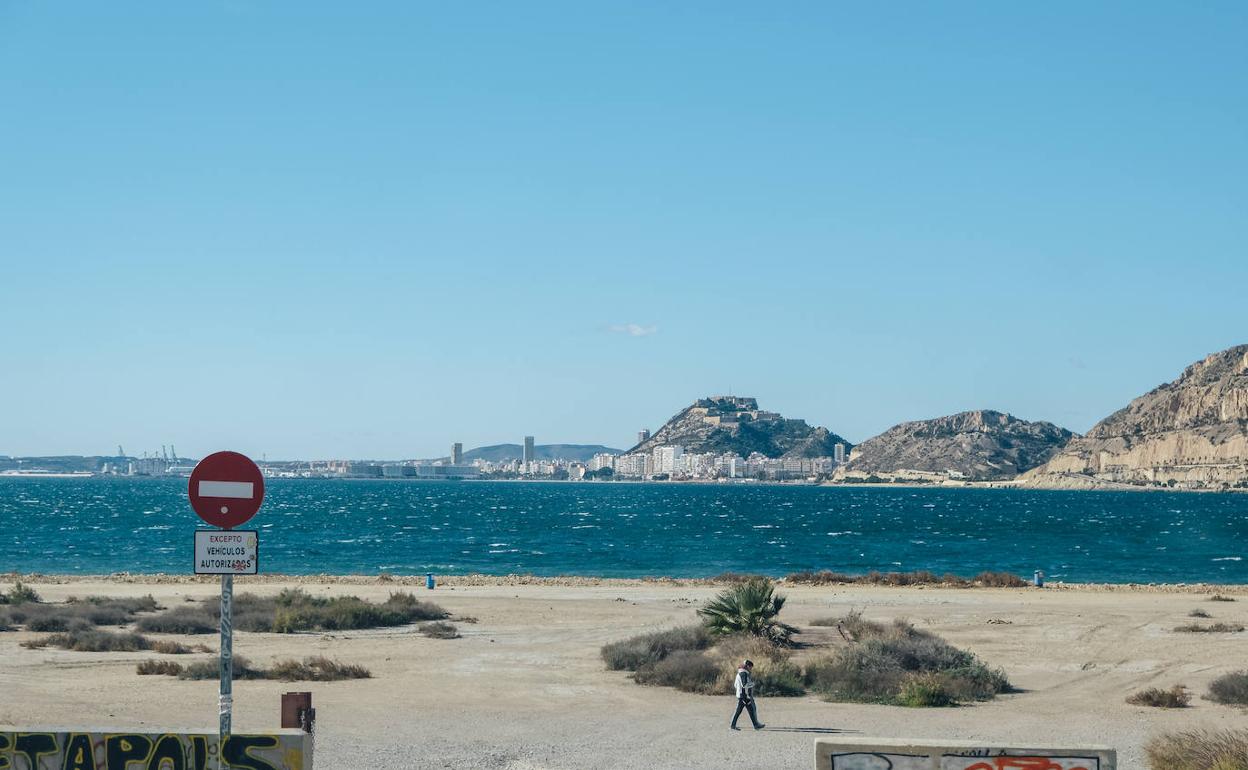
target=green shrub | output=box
[698,578,795,646]
[1209,671,1248,706]
[419,622,460,639]
[804,644,906,703]
[633,650,721,693]
[804,616,1008,706]
[898,673,957,707]
[1127,685,1190,708]
[752,659,806,697]
[6,582,42,605]
[1146,729,1248,770]
[601,625,712,671]
[137,660,184,676]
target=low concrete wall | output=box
[815,737,1115,770]
[0,729,311,770]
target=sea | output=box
[1,477,1246,583]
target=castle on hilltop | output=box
[689,396,780,427]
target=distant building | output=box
[638,429,651,445]
[589,453,616,472]
[834,443,846,464]
[451,442,463,465]
[654,446,684,474]
[523,436,535,463]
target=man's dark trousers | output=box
[731,696,760,729]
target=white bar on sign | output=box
[199,480,254,499]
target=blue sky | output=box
[1,2,1245,459]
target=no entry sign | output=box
[188,451,265,529]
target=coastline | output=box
[5,571,1247,593]
[4,576,1247,768]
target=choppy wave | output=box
[0,477,1246,582]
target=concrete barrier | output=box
[0,728,312,770]
[815,737,1115,770]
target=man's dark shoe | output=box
[730,725,741,731]
[753,724,765,730]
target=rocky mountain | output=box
[843,410,1074,481]
[630,396,851,458]
[460,444,623,463]
[1024,345,1248,490]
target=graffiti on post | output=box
[0,731,310,770]
[831,753,930,770]
[943,758,1099,770]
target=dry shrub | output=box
[1146,729,1248,770]
[972,572,1029,588]
[178,657,267,681]
[2,596,159,631]
[787,570,1027,588]
[137,590,449,635]
[633,650,721,693]
[1127,685,1191,708]
[601,625,711,671]
[137,660,184,676]
[267,656,371,681]
[1190,609,1213,619]
[785,571,856,586]
[150,640,195,655]
[1210,595,1237,603]
[711,572,771,584]
[1174,622,1245,634]
[23,629,150,652]
[137,606,217,635]
[1209,671,1248,706]
[419,621,460,639]
[804,616,1008,706]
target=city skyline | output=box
[2,3,1245,459]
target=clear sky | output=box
[2,2,1245,460]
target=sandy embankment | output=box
[3,576,1247,769]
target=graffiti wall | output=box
[816,740,1114,770]
[0,730,312,770]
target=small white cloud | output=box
[607,323,659,337]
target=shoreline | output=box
[4,571,1246,593]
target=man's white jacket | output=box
[735,667,754,700]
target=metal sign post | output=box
[219,574,233,770]
[188,451,266,770]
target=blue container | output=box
[426,573,436,590]
[1033,570,1045,588]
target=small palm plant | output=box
[697,578,796,646]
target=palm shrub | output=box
[697,578,796,646]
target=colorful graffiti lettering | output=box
[947,758,1098,770]
[0,732,308,770]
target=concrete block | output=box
[0,727,312,769]
[815,737,1115,770]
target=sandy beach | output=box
[4,576,1247,769]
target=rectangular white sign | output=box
[194,530,259,575]
[198,480,255,499]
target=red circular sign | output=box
[188,451,265,529]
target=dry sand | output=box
[4,577,1248,769]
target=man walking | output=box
[730,659,764,731]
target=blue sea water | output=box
[1,477,1247,583]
